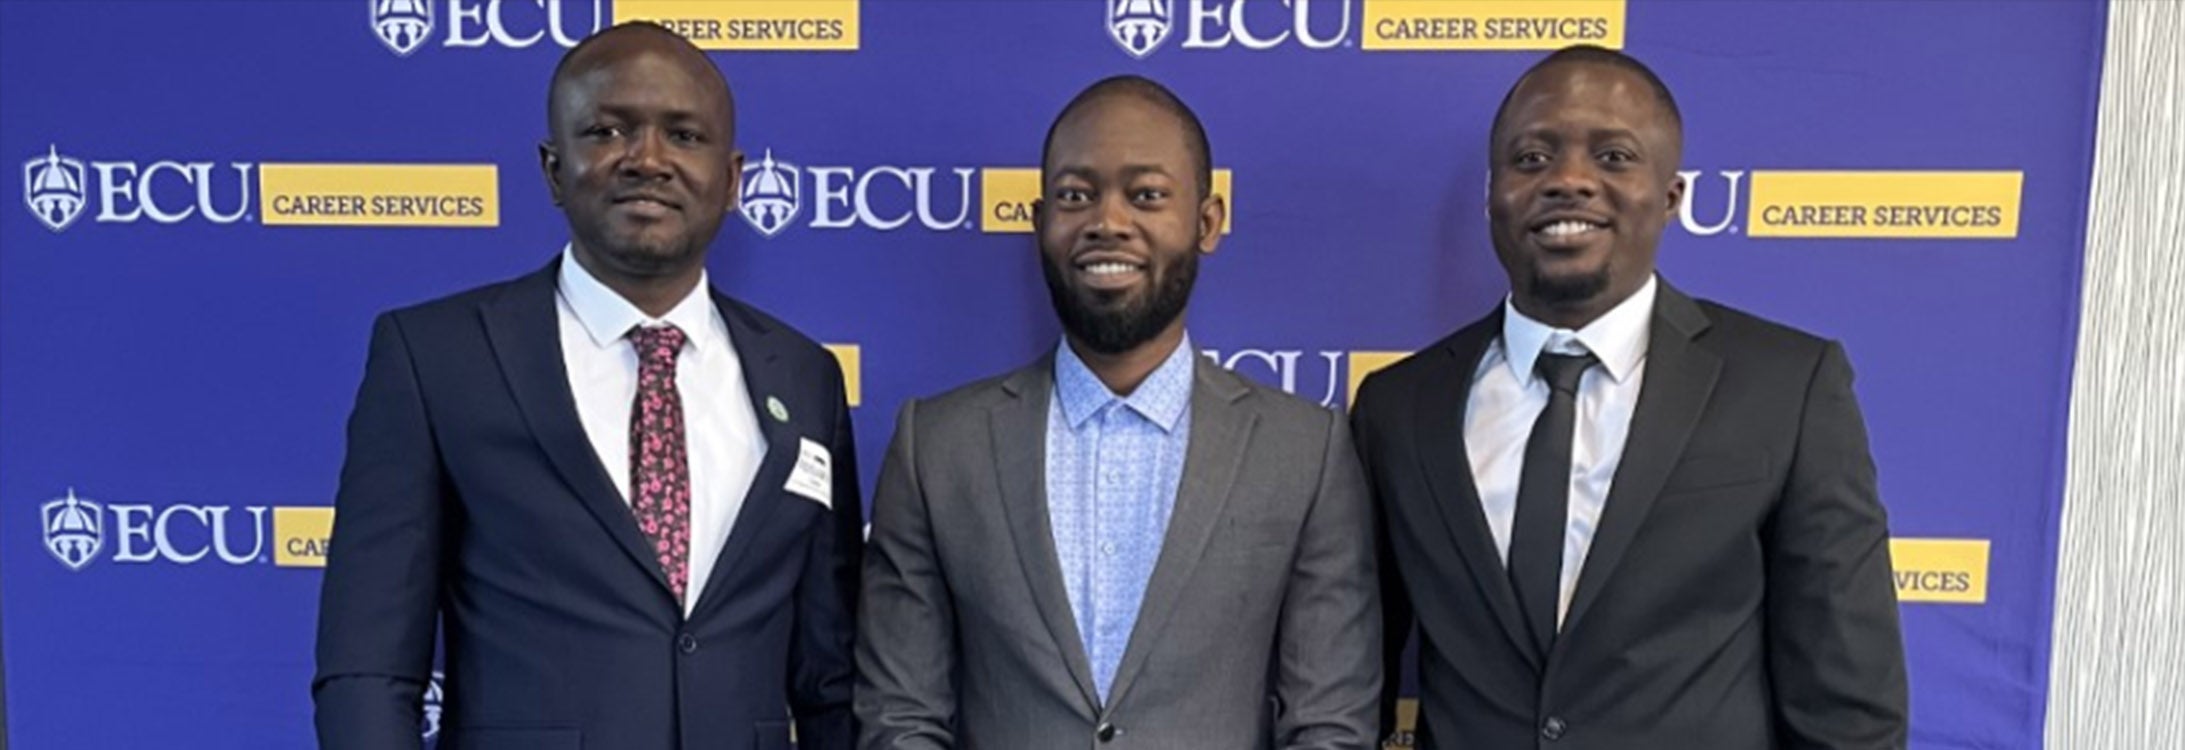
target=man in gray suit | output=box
[855,75,1381,749]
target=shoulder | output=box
[913,362,1034,416]
[1351,311,1497,413]
[1686,296,1840,368]
[1199,362,1340,437]
[716,295,835,366]
[363,266,558,354]
[378,269,538,328]
[883,359,1047,445]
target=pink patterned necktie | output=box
[629,324,692,604]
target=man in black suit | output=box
[314,23,860,750]
[1352,46,1908,749]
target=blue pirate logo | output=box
[41,489,103,571]
[422,670,446,742]
[23,145,87,233]
[1108,0,1173,59]
[739,150,801,238]
[372,0,435,57]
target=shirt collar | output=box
[557,245,719,354]
[1054,332,1196,433]
[1499,275,1656,385]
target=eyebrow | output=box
[588,101,715,122]
[1503,126,1644,148]
[1048,163,1177,182]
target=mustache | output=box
[1040,247,1199,355]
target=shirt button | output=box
[1101,542,1118,556]
[677,633,699,654]
[1541,716,1566,740]
[1096,722,1119,742]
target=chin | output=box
[1528,264,1612,306]
[1081,285,1144,307]
[606,240,700,271]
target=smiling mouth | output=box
[1530,218,1609,247]
[614,195,679,211]
[1074,258,1148,290]
[1082,261,1143,276]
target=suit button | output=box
[677,633,699,654]
[1096,722,1118,742]
[1541,716,1566,740]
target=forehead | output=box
[1047,95,1194,170]
[555,43,728,119]
[1500,62,1671,138]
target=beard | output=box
[572,208,717,280]
[1527,258,1611,307]
[601,230,703,273]
[1041,244,1199,356]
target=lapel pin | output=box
[767,396,789,423]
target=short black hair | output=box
[546,21,734,139]
[1491,45,1682,147]
[1041,75,1213,200]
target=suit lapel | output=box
[1557,284,1720,646]
[480,260,673,596]
[1104,359,1258,707]
[688,292,804,619]
[1413,309,1542,672]
[990,358,1102,713]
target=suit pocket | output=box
[754,719,794,750]
[1212,521,1295,572]
[1660,450,1772,495]
[447,727,581,750]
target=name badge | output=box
[785,437,832,510]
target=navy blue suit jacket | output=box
[314,259,861,750]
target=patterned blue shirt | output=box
[1046,334,1195,703]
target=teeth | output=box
[1539,220,1599,237]
[1084,262,1138,276]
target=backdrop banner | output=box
[0,1,2103,747]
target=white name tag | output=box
[785,437,833,510]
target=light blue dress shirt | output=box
[1046,335,1195,703]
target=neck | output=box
[1510,295,1611,331]
[571,247,704,319]
[1512,275,1647,331]
[1067,320,1187,396]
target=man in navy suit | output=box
[314,22,860,750]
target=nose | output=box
[1081,193,1135,243]
[618,128,670,181]
[1539,153,1599,203]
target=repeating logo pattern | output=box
[740,150,802,237]
[41,489,103,572]
[422,670,446,741]
[23,145,87,232]
[1109,0,1174,58]
[371,0,436,56]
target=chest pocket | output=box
[1659,449,1772,495]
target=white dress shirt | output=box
[1466,275,1656,627]
[556,247,766,616]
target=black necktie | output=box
[1508,350,1597,661]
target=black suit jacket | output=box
[314,259,862,750]
[1352,281,1907,750]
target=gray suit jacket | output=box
[856,352,1381,749]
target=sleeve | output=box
[1349,374,1416,745]
[1274,410,1385,750]
[790,352,865,750]
[312,312,446,750]
[1765,341,1911,750]
[852,399,960,750]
